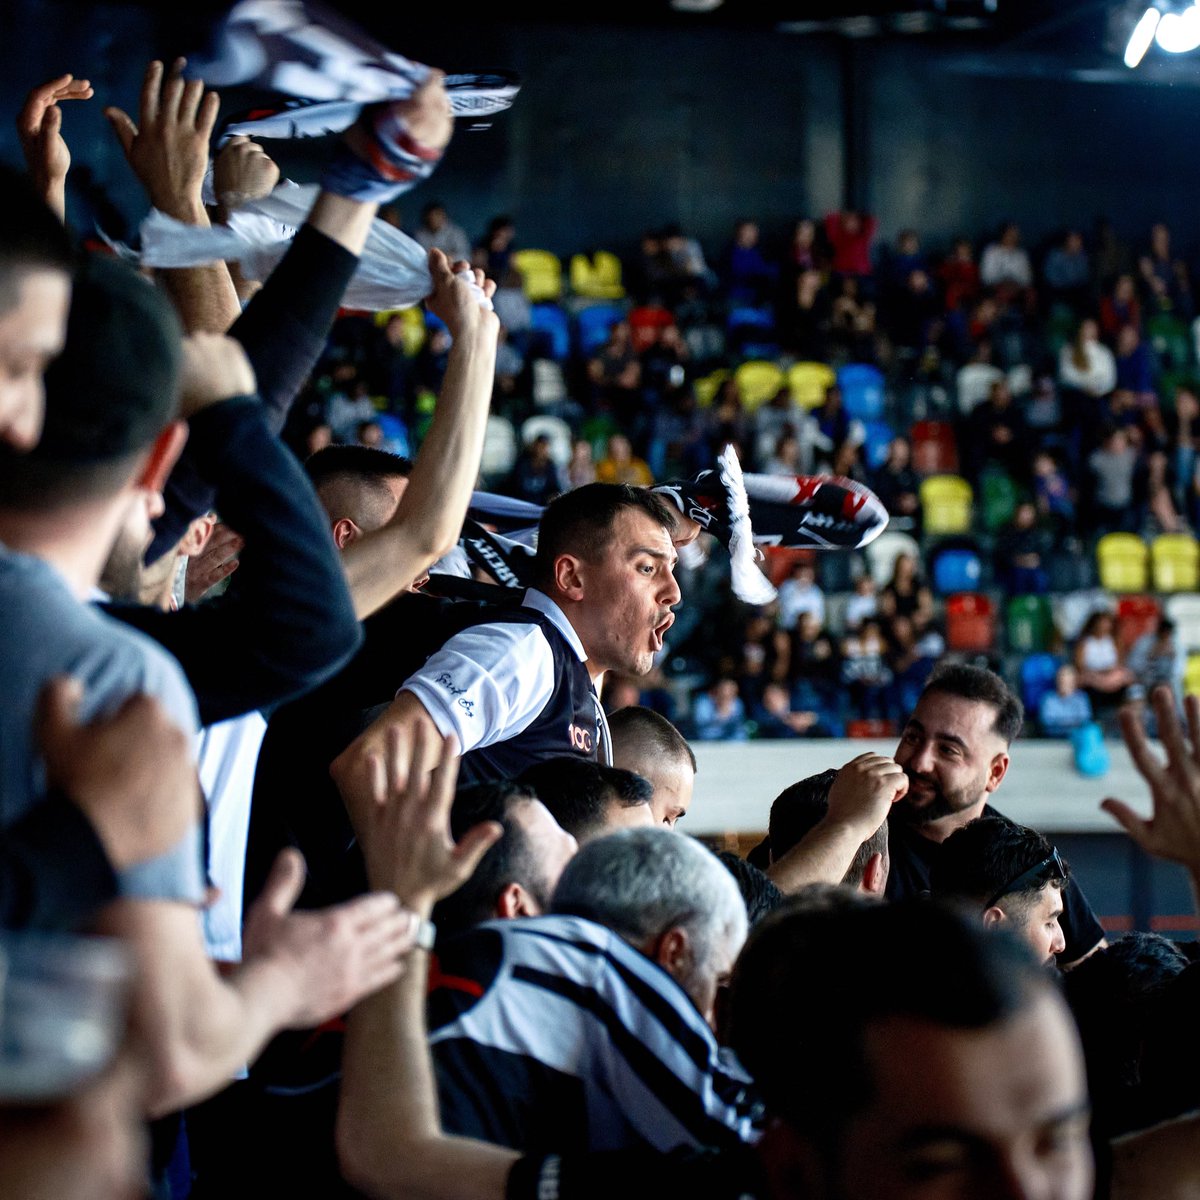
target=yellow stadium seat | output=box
[733,360,786,413]
[1096,533,1149,593]
[787,361,836,410]
[1187,653,1200,696]
[919,475,973,535]
[569,251,626,301]
[512,249,563,303]
[694,369,730,410]
[1151,533,1200,593]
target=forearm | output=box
[1109,1111,1200,1200]
[766,818,865,893]
[155,199,242,334]
[343,319,498,619]
[339,934,514,1200]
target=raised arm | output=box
[105,58,241,334]
[336,724,515,1200]
[16,72,92,221]
[341,250,499,618]
[767,753,906,892]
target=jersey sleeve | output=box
[401,621,557,755]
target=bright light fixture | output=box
[1156,2,1200,51]
[1124,6,1161,65]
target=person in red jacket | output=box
[824,209,878,279]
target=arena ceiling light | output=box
[1124,1,1200,67]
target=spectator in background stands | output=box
[595,432,652,487]
[995,501,1051,595]
[1101,273,1141,339]
[1034,449,1076,537]
[827,275,878,362]
[844,572,880,630]
[824,209,878,281]
[761,427,804,477]
[586,321,641,412]
[885,613,940,718]
[955,338,1005,415]
[412,201,472,263]
[879,553,933,631]
[1170,387,1200,515]
[475,214,516,280]
[882,229,926,295]
[724,219,777,306]
[965,377,1027,482]
[1060,317,1117,398]
[564,438,597,490]
[871,436,922,530]
[751,681,822,739]
[980,221,1033,291]
[842,618,894,721]
[789,216,819,272]
[1074,610,1136,712]
[1087,425,1140,533]
[491,268,532,344]
[1115,325,1158,404]
[1128,618,1186,712]
[1039,664,1093,738]
[1043,229,1091,313]
[776,560,824,631]
[790,610,843,722]
[938,235,981,313]
[1139,222,1193,320]
[692,678,749,741]
[505,433,565,506]
[661,223,715,298]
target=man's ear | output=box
[982,904,1008,929]
[134,422,188,494]
[332,517,361,550]
[552,553,586,602]
[650,926,691,976]
[860,852,888,897]
[496,882,541,920]
[985,751,1010,794]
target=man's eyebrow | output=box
[897,1102,1091,1153]
[903,718,970,752]
[630,545,678,565]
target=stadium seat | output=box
[569,251,625,301]
[1096,533,1149,593]
[529,303,571,361]
[787,361,836,410]
[512,249,564,303]
[919,475,973,535]
[1151,533,1200,593]
[480,415,518,480]
[979,467,1020,534]
[1116,595,1161,651]
[1051,591,1113,643]
[627,305,675,353]
[1166,594,1200,652]
[1146,312,1193,374]
[866,530,921,587]
[575,303,626,356]
[384,306,426,356]
[910,420,959,475]
[1020,653,1062,715]
[1187,653,1200,697]
[946,592,996,653]
[531,358,568,408]
[521,415,573,466]
[1006,595,1053,655]
[694,369,730,409]
[862,420,895,471]
[931,546,983,596]
[733,360,786,413]
[837,363,886,421]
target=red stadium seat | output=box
[946,592,996,653]
[1116,595,1160,652]
[846,718,897,739]
[910,420,959,475]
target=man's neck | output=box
[0,504,124,601]
[913,798,988,845]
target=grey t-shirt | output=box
[0,546,204,902]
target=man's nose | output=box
[660,570,682,608]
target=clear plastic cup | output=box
[0,931,131,1103]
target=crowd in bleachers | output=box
[289,204,1200,740]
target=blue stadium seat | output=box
[575,303,626,356]
[1020,653,1062,715]
[861,420,894,471]
[837,363,885,421]
[529,303,571,361]
[931,547,982,596]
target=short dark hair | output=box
[0,253,181,512]
[768,770,887,888]
[608,705,697,774]
[531,484,676,590]
[0,164,75,314]
[518,758,651,842]
[714,851,785,926]
[728,900,1052,1139]
[920,663,1024,745]
[433,781,544,936]
[930,816,1068,913]
[305,444,413,486]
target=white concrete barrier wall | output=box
[687,739,1157,836]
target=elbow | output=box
[337,1115,409,1200]
[143,1044,208,1119]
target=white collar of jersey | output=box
[522,588,588,665]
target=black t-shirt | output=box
[506,1145,766,1200]
[886,805,1106,964]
